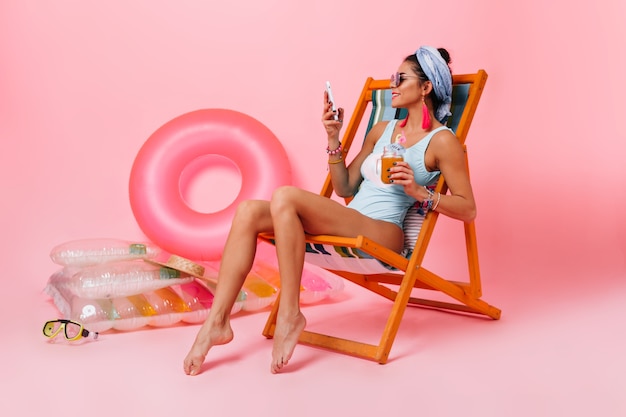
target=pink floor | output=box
[3,265,625,416]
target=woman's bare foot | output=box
[270,312,306,373]
[183,318,234,376]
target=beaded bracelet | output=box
[326,143,342,155]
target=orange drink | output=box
[381,154,404,184]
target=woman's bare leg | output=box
[269,188,308,373]
[184,200,273,375]
[267,186,403,373]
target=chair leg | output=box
[373,265,424,363]
[262,291,280,338]
[415,268,501,319]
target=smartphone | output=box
[325,81,339,120]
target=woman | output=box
[183,46,476,375]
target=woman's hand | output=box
[388,161,430,201]
[322,90,344,141]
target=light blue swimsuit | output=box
[347,120,447,228]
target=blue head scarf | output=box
[415,46,452,123]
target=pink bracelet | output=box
[326,143,342,155]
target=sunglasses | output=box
[43,319,99,341]
[390,72,419,88]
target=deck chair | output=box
[259,70,501,364]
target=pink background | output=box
[2,1,625,415]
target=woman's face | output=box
[390,61,422,108]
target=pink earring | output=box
[421,97,431,130]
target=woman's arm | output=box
[321,89,386,198]
[327,121,386,198]
[392,130,476,222]
[427,131,476,222]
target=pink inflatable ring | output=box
[129,109,291,261]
